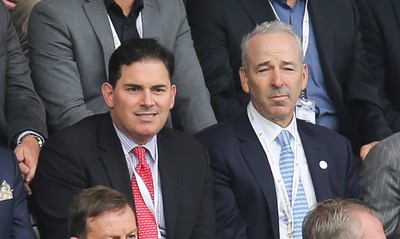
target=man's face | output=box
[85,205,137,239]
[240,32,308,127]
[103,60,176,144]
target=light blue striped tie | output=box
[276,130,309,239]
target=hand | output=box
[360,141,379,161]
[2,0,20,10]
[14,135,41,195]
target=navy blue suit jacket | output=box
[196,112,362,239]
[0,146,36,238]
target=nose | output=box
[140,90,154,107]
[270,69,284,87]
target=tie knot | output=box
[276,130,291,147]
[132,146,147,164]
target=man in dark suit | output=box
[354,0,400,133]
[32,38,216,239]
[359,132,400,238]
[187,0,392,157]
[0,146,36,238]
[0,1,47,191]
[29,0,216,134]
[196,21,361,239]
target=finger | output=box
[14,148,25,163]
[25,165,36,183]
[18,162,30,178]
[24,182,32,195]
[2,0,17,10]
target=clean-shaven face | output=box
[240,32,308,127]
[103,60,176,144]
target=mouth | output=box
[134,112,158,119]
[270,94,288,101]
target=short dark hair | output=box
[108,38,175,87]
[68,185,134,239]
[302,198,381,239]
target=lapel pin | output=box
[0,180,13,201]
[319,160,328,170]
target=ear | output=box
[301,64,309,90]
[239,67,250,93]
[102,82,114,108]
[169,84,177,109]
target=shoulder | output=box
[365,132,400,163]
[195,113,248,152]
[45,114,108,146]
[197,113,246,137]
[31,0,85,20]
[298,120,349,142]
[159,127,204,149]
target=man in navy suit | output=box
[187,0,392,158]
[32,38,215,239]
[0,146,36,238]
[196,21,362,239]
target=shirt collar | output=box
[113,124,157,162]
[270,0,304,7]
[103,0,144,14]
[248,101,297,143]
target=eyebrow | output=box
[123,83,168,88]
[280,60,296,66]
[254,61,271,70]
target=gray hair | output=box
[302,198,382,239]
[240,20,303,71]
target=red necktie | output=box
[131,146,158,238]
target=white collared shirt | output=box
[114,125,166,238]
[248,102,317,238]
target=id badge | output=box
[295,98,316,124]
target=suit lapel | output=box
[157,129,179,239]
[83,0,115,76]
[392,0,400,28]
[97,114,134,202]
[297,121,332,201]
[141,0,161,38]
[236,114,280,239]
[238,0,276,24]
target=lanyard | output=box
[107,12,143,49]
[268,0,310,58]
[123,148,162,239]
[248,106,301,238]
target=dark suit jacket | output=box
[31,113,216,239]
[196,112,362,239]
[355,0,400,132]
[186,0,392,149]
[0,146,36,238]
[0,1,47,145]
[360,132,400,238]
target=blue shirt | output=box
[271,0,339,131]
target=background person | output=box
[68,185,137,239]
[303,198,385,239]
